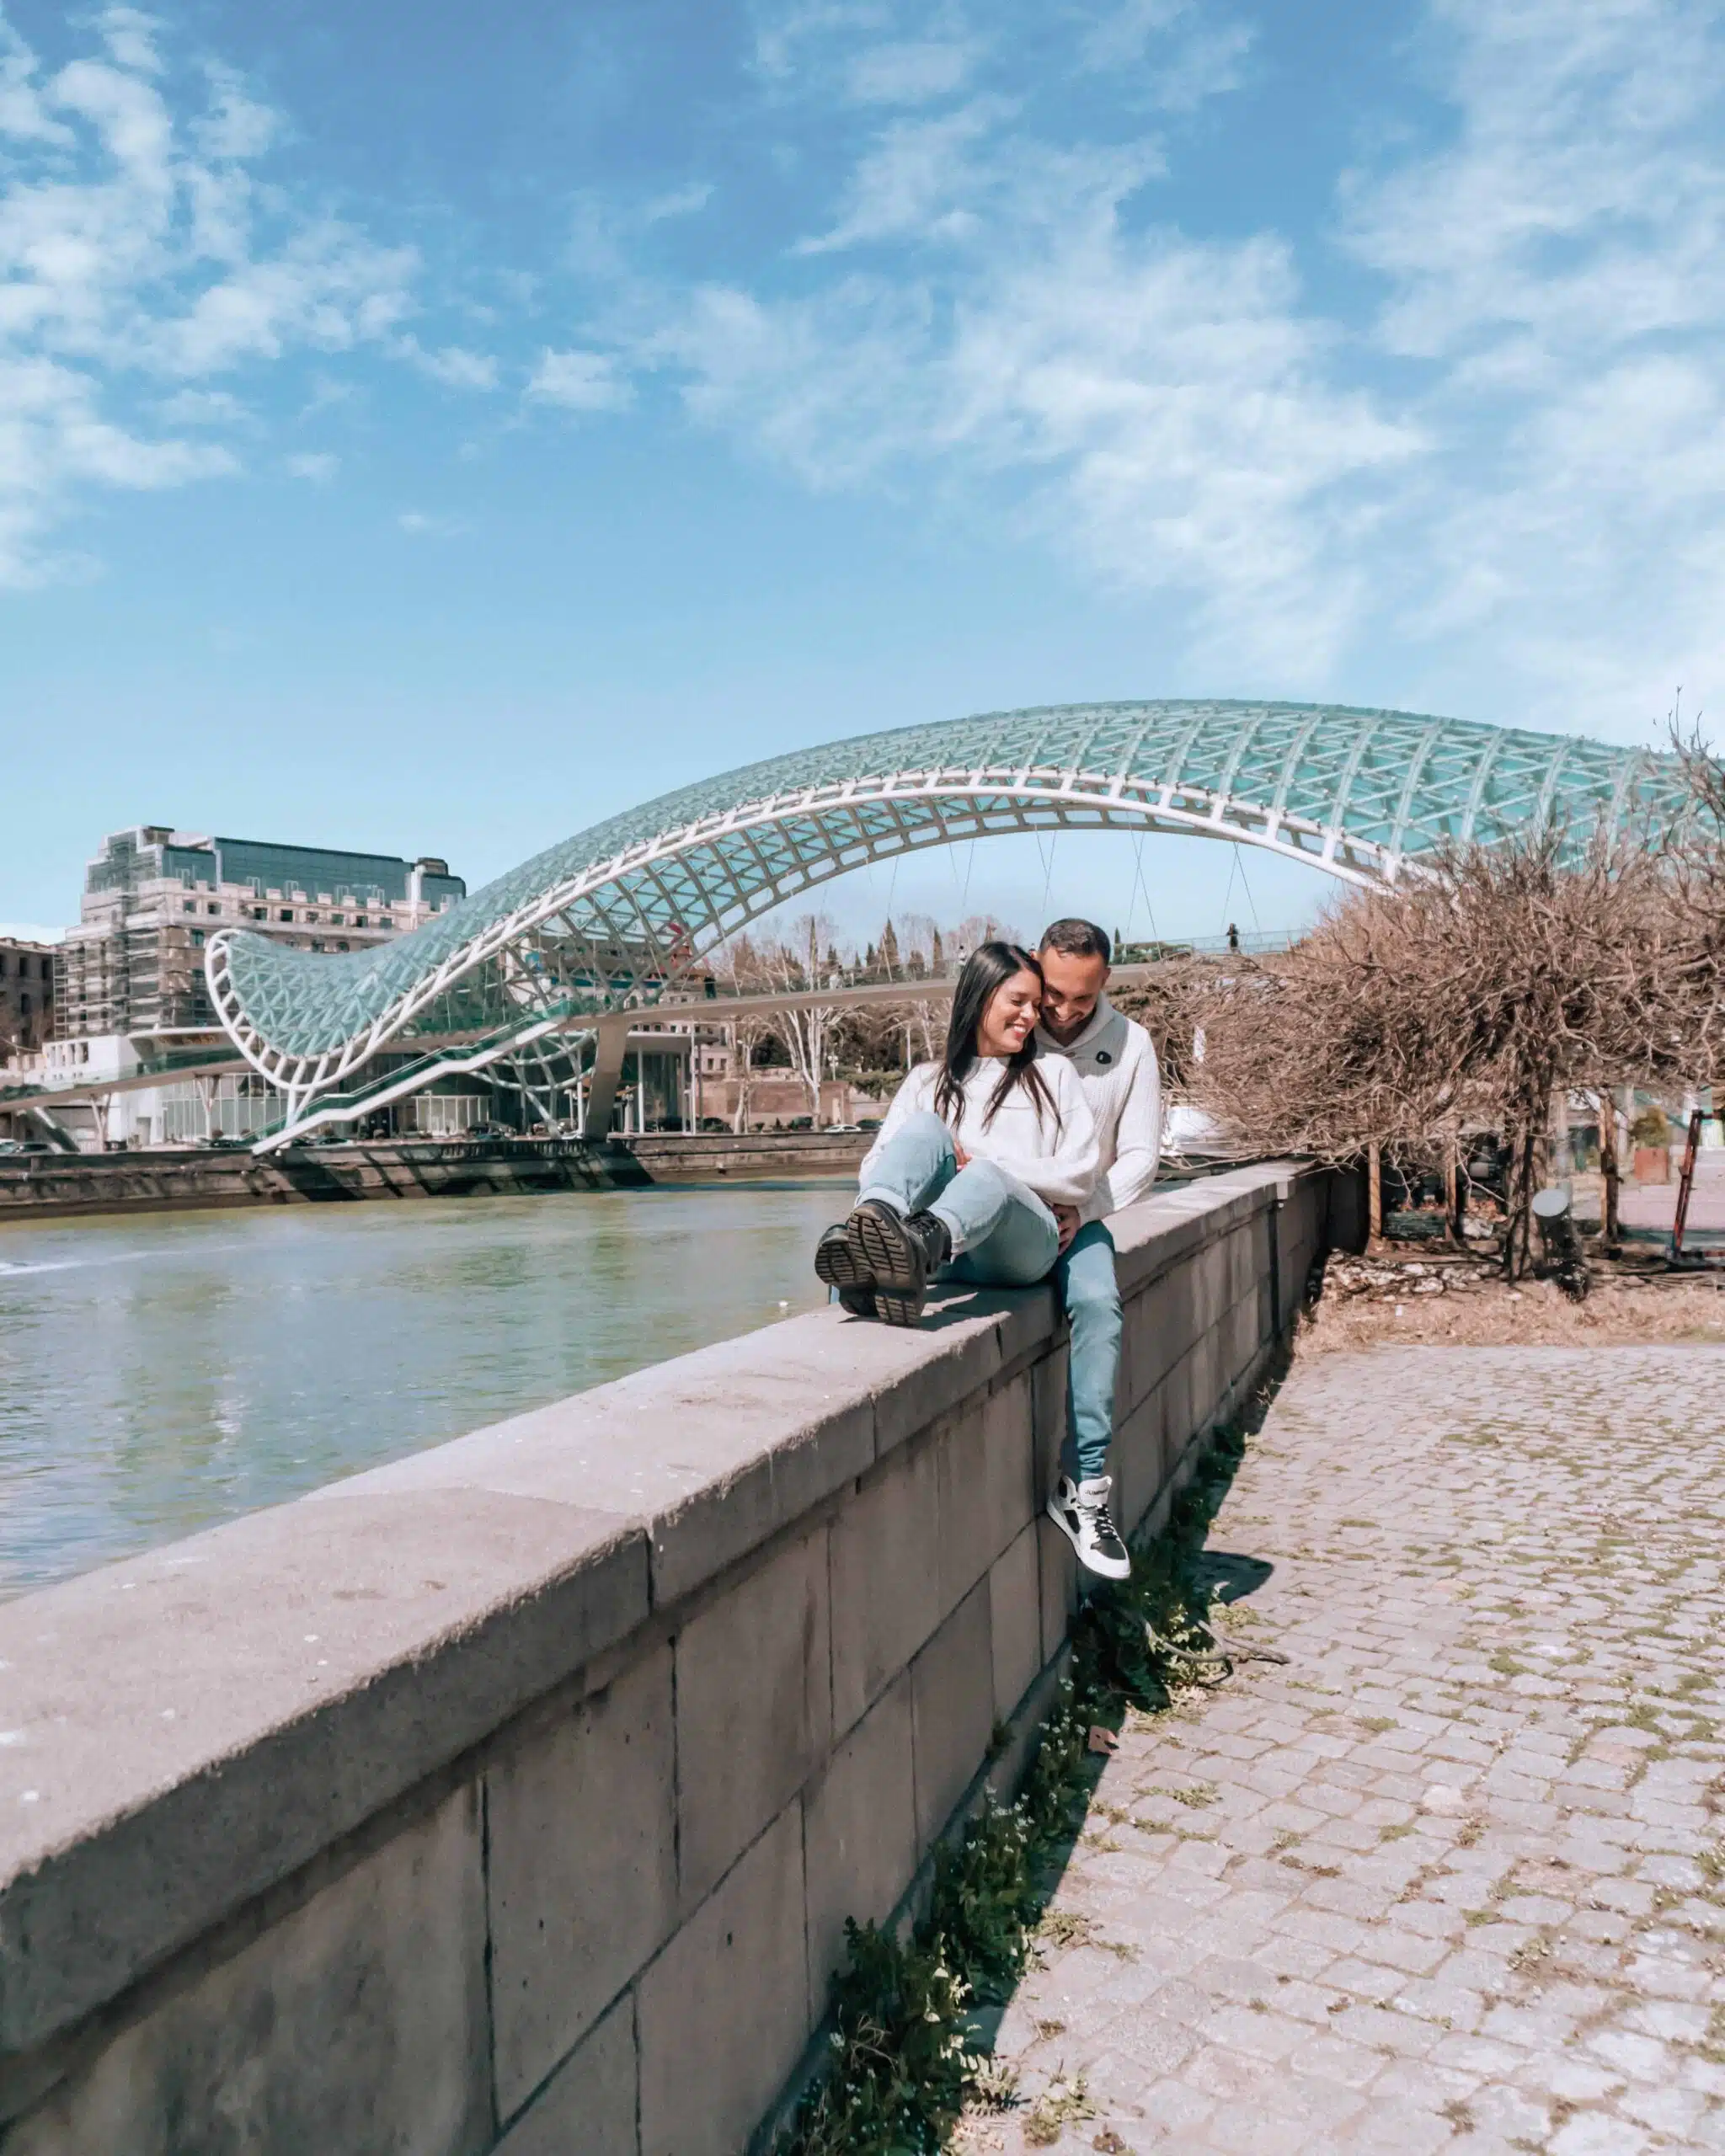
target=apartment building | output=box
[57,828,467,1041]
[0,937,58,1059]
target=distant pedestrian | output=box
[1227,921,1240,952]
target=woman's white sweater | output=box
[861,1054,1099,1208]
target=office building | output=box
[41,828,464,1148]
[0,937,58,1059]
[57,829,467,1041]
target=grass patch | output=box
[775,1407,1259,2154]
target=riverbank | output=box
[0,1129,868,1221]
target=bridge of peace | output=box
[0,703,1717,2156]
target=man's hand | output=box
[1052,1202,1080,1251]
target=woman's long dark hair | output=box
[933,940,1060,1133]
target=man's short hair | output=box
[1039,917,1112,966]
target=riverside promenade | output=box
[984,1344,1725,2153]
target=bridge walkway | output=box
[977,1344,1725,2154]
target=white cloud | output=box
[1078,0,1185,67]
[1336,0,1725,728]
[846,39,978,104]
[795,98,1015,253]
[526,347,633,412]
[194,61,279,162]
[644,182,714,223]
[753,3,898,85]
[398,338,500,391]
[645,160,1417,674]
[284,450,338,482]
[0,20,71,145]
[618,0,1725,715]
[0,10,420,584]
[1078,0,1254,109]
[397,510,466,536]
[627,45,1406,676]
[156,387,251,427]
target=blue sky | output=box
[3,0,1722,947]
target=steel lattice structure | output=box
[207,699,1684,1131]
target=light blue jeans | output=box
[857,1110,1060,1283]
[857,1112,1119,1483]
[1054,1219,1123,1487]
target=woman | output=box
[815,941,1097,1327]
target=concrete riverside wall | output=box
[0,1161,1334,2156]
[0,1130,874,1220]
[0,1139,641,1218]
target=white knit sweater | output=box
[1033,995,1162,1225]
[862,1053,1099,1208]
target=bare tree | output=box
[1668,726,1725,1083]
[1187,822,1690,1275]
[710,933,777,1132]
[1110,959,1212,1092]
[757,914,843,1118]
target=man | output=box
[1035,918,1162,1581]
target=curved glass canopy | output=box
[208,698,1683,1112]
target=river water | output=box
[0,1183,846,1600]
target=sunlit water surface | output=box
[0,1183,845,1598]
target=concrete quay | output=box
[0,1160,1338,2154]
[0,1129,870,1221]
[980,1343,1725,2154]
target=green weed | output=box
[775,1406,1261,2153]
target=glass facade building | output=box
[61,828,466,1043]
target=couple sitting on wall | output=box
[815,920,1161,1585]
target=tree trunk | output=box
[1599,1087,1621,1247]
[1445,1131,1464,1245]
[1367,1143,1383,1243]
[1504,1123,1541,1281]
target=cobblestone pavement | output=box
[977,1346,1725,2155]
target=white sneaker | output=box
[1047,1474,1131,1580]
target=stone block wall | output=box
[0,1161,1335,2156]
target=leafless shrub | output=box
[1110,960,1212,1089]
[1667,725,1725,1081]
[1187,814,1713,1274]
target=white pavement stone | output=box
[960,1344,1725,2155]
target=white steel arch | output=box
[207,699,1684,1135]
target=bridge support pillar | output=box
[582,1024,630,1139]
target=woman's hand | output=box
[1052,1202,1080,1251]
[953,1142,970,1169]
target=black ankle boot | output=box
[907,1210,952,1272]
[850,1200,950,1326]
